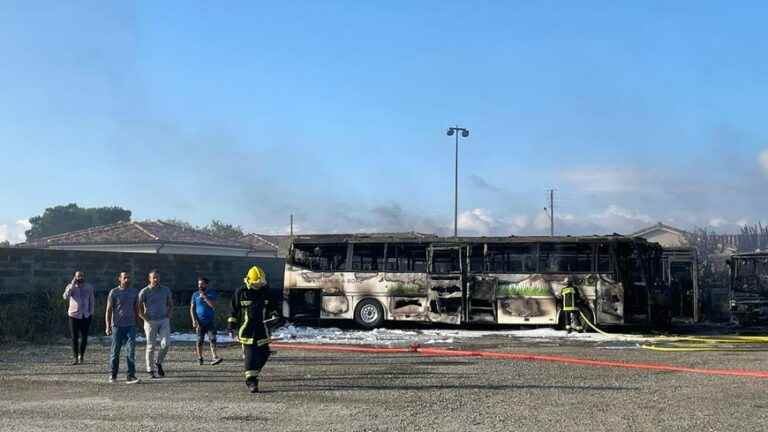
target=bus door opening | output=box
[669,261,696,321]
[428,246,465,324]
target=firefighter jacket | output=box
[228,283,276,346]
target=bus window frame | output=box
[538,242,595,274]
[290,242,351,272]
[484,242,539,274]
[468,243,486,273]
[350,242,386,272]
[384,242,428,273]
[596,242,614,274]
[430,246,463,274]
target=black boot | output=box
[246,378,259,393]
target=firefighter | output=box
[561,277,584,333]
[228,266,276,393]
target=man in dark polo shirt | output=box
[105,271,140,384]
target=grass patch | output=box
[495,282,552,297]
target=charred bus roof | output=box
[290,233,659,247]
[732,251,768,259]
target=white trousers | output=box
[144,318,171,372]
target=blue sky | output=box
[2,1,768,242]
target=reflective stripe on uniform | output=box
[239,337,268,346]
[227,317,238,323]
[562,286,577,312]
[239,309,250,340]
[245,370,259,379]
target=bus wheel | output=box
[354,298,384,329]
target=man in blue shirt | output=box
[190,276,223,365]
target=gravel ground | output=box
[1,334,767,432]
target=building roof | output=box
[629,222,689,238]
[20,220,263,250]
[239,233,283,252]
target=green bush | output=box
[0,284,69,342]
[0,301,35,341]
[0,287,235,342]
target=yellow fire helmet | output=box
[244,265,266,289]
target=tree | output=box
[25,203,131,241]
[0,240,10,247]
[159,219,196,230]
[202,220,245,239]
[739,223,768,252]
[161,219,244,239]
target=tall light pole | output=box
[446,126,469,237]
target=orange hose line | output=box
[269,342,768,379]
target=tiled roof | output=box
[630,222,689,238]
[20,220,257,249]
[239,233,283,252]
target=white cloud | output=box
[593,205,653,225]
[453,205,661,237]
[457,208,530,236]
[561,169,649,193]
[702,217,754,233]
[455,205,657,237]
[543,204,656,235]
[507,215,530,230]
[533,211,551,231]
[759,149,768,176]
[16,219,31,231]
[708,218,727,228]
[267,202,749,239]
[0,219,30,244]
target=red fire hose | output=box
[270,342,768,379]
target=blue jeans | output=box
[110,325,136,377]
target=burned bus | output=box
[283,234,669,329]
[729,252,768,325]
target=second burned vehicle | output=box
[283,234,671,329]
[729,252,768,325]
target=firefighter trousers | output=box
[243,344,270,382]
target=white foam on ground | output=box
[146,325,648,346]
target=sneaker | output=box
[147,370,157,379]
[78,355,84,364]
[108,376,116,383]
[70,358,79,366]
[126,375,140,384]
[246,379,259,393]
[155,363,165,377]
[198,357,204,366]
[211,357,223,366]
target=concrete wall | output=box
[0,247,285,303]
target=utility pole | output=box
[290,214,294,238]
[446,126,470,237]
[549,189,554,236]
